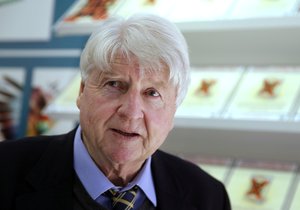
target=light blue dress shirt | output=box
[74,126,157,209]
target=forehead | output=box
[107,56,170,82]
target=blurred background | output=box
[0,0,300,209]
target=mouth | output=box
[111,128,140,138]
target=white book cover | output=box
[227,160,297,210]
[225,66,300,120]
[176,66,243,118]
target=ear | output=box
[76,81,85,109]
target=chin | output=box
[110,150,140,164]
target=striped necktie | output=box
[106,186,138,210]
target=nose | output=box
[117,90,144,120]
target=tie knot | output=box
[106,186,139,210]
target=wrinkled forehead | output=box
[108,52,170,78]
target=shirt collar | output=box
[73,126,157,206]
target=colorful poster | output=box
[28,68,78,136]
[229,0,299,19]
[181,154,232,183]
[0,68,25,141]
[225,66,300,120]
[176,66,243,118]
[227,160,296,210]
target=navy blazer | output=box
[0,129,230,210]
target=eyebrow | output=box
[101,64,171,89]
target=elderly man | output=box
[0,14,231,210]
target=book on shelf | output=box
[54,0,179,35]
[226,159,297,210]
[224,66,300,120]
[176,66,243,118]
[54,0,300,36]
[54,0,123,35]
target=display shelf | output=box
[54,0,300,67]
[174,117,300,133]
[182,18,300,66]
[48,0,300,165]
[54,0,300,36]
[162,124,300,165]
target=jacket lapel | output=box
[151,151,197,210]
[15,130,76,210]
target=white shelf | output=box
[177,15,300,31]
[163,120,300,164]
[181,16,300,66]
[174,117,300,134]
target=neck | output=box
[101,161,144,186]
[81,134,145,186]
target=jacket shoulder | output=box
[0,130,75,177]
[0,130,76,210]
[153,150,217,183]
[152,150,231,209]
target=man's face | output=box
[77,57,177,170]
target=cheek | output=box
[79,92,114,124]
[148,109,175,144]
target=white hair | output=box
[80,13,190,106]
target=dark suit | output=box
[0,129,230,210]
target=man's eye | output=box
[147,89,160,97]
[105,81,127,93]
[107,81,119,87]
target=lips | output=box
[111,128,139,137]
